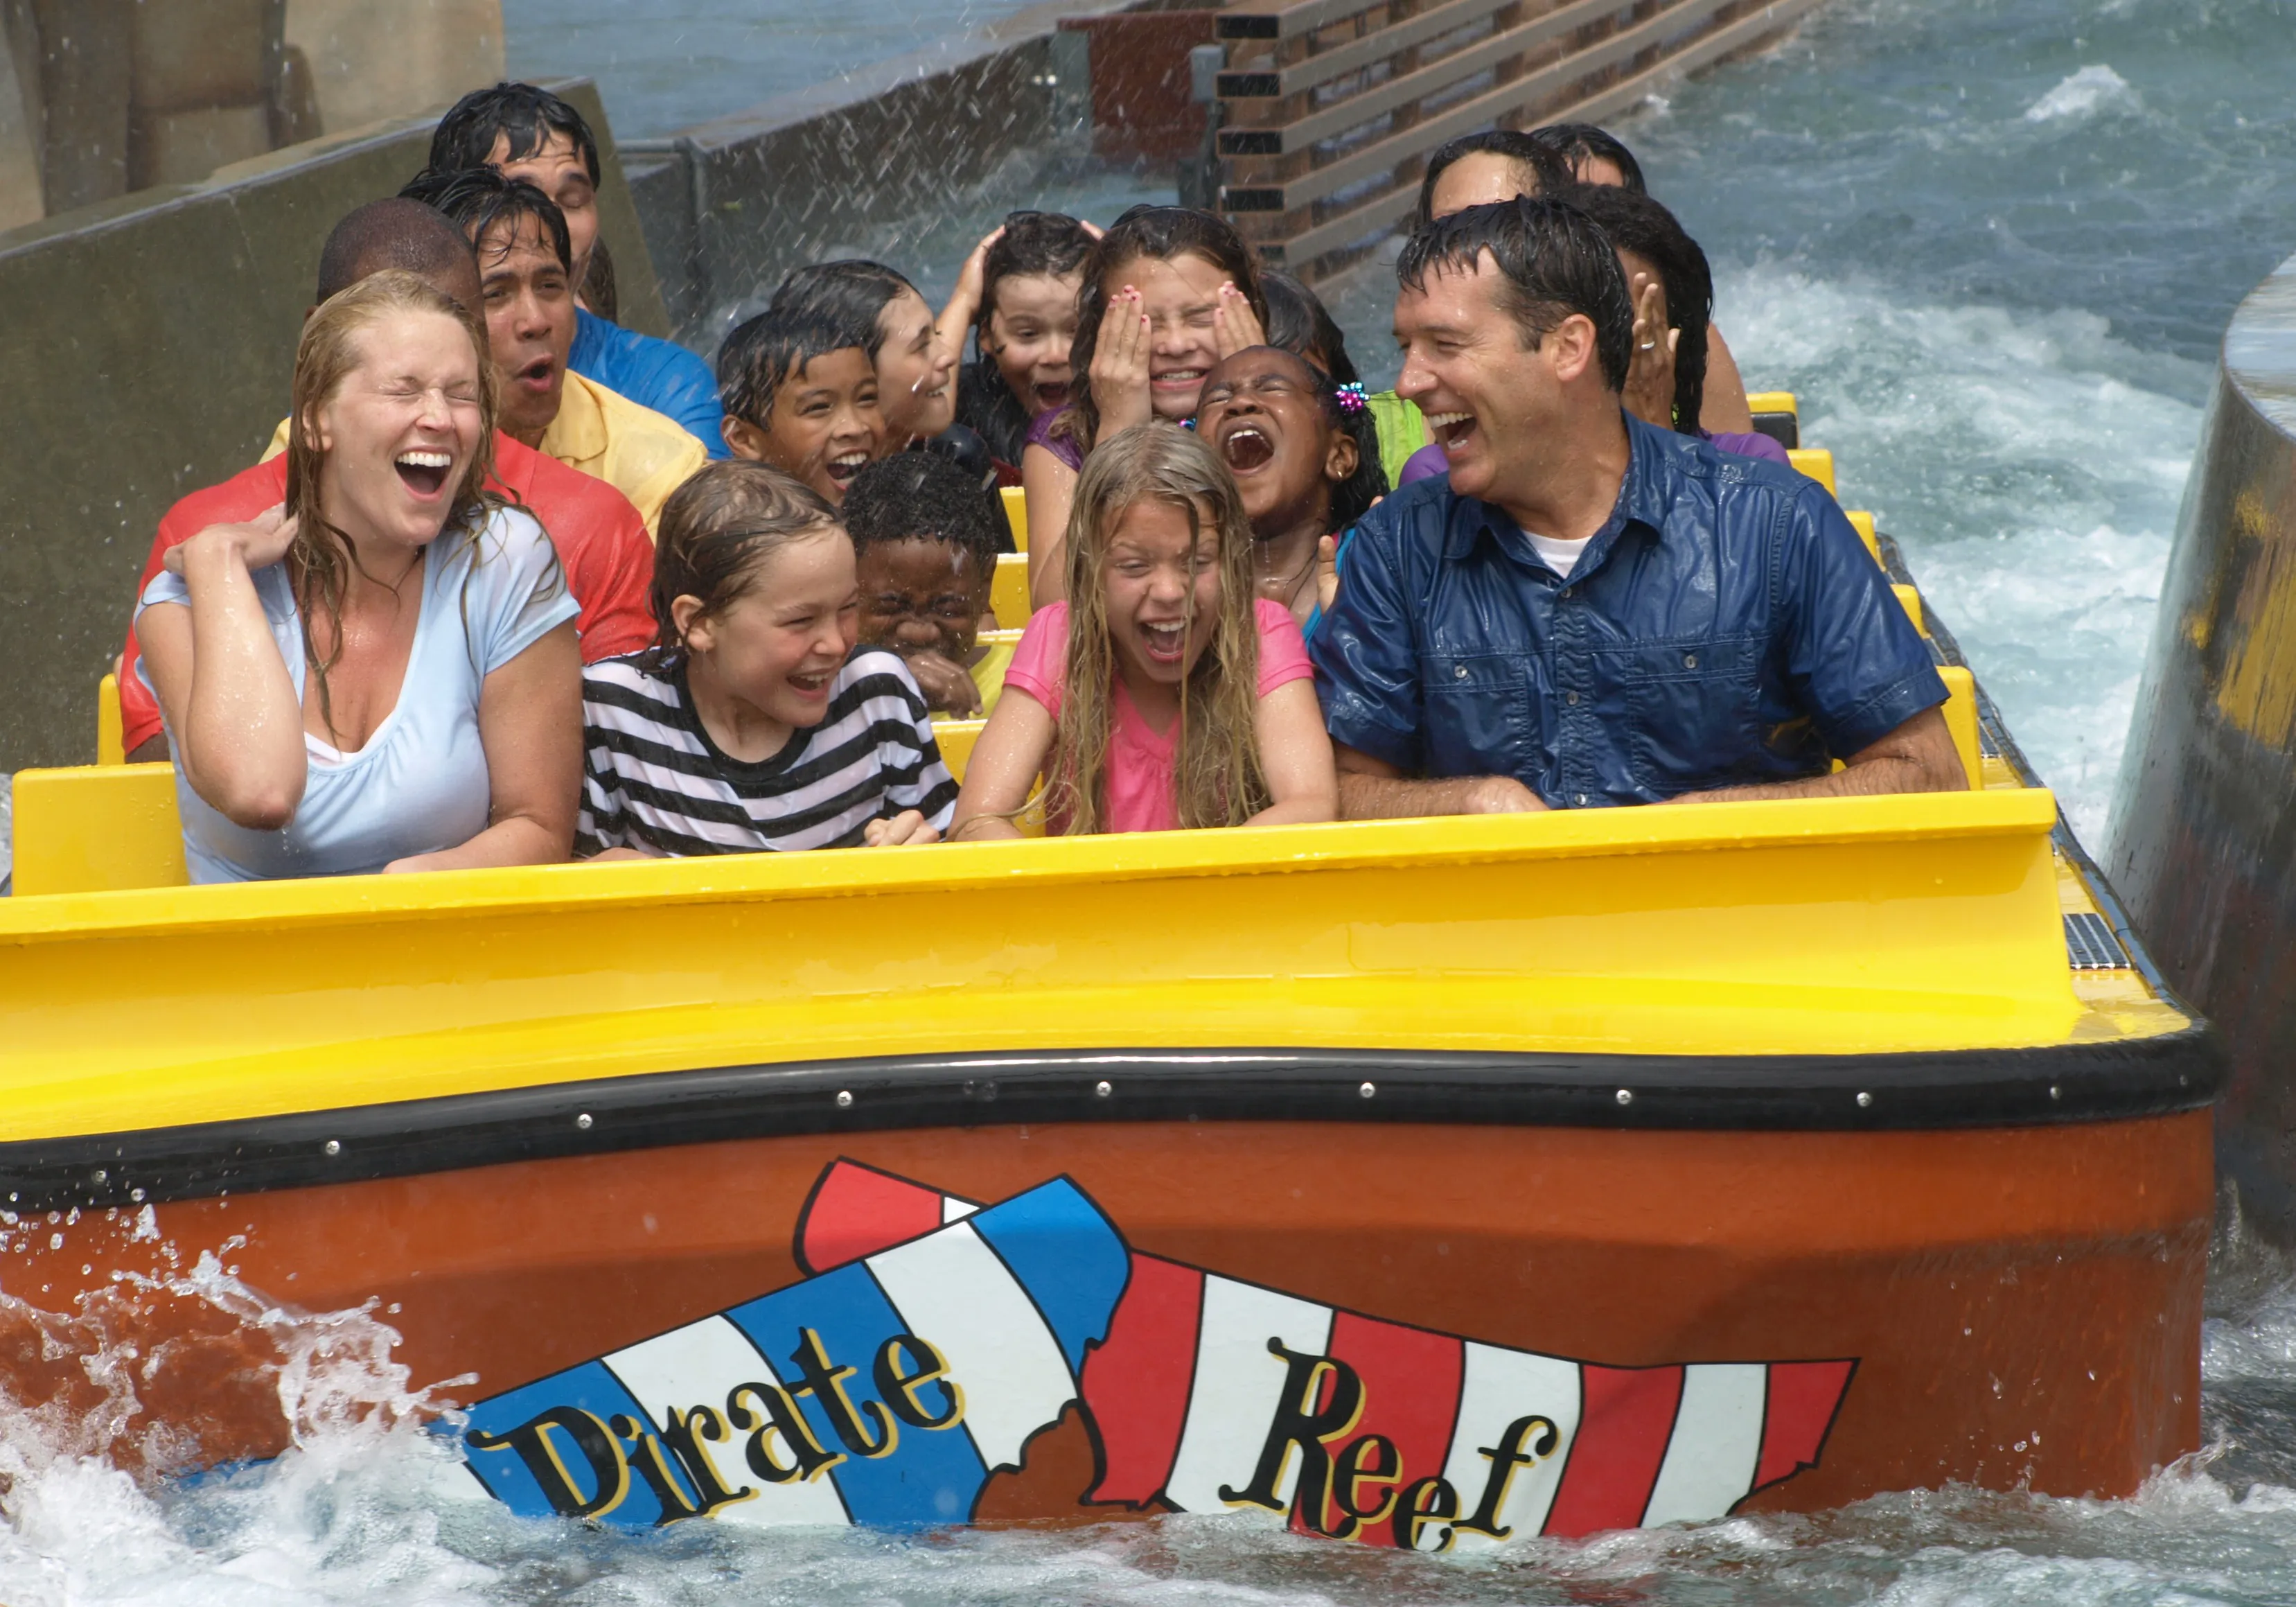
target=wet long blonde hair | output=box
[284,270,500,732]
[1049,422,1269,833]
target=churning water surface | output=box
[9,0,2296,1600]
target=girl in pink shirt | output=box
[951,423,1337,837]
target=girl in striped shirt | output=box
[577,461,955,859]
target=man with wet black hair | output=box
[430,82,727,456]
[403,165,705,535]
[1413,130,1573,230]
[1310,197,1960,815]
[1531,122,1647,192]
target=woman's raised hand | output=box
[1091,285,1153,436]
[166,504,299,577]
[1622,272,1679,430]
[1212,282,1266,358]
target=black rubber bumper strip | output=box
[0,1029,2225,1213]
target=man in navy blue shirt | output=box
[431,83,730,459]
[1312,198,1959,814]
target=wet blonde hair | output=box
[1050,422,1269,833]
[285,270,498,732]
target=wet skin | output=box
[1426,150,1549,218]
[876,288,957,444]
[856,537,994,717]
[984,272,1082,418]
[721,346,887,506]
[489,129,598,284]
[472,212,575,448]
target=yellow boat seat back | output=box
[1787,448,1836,498]
[922,717,1045,835]
[1938,666,1982,790]
[993,553,1034,631]
[11,764,187,896]
[1893,584,1925,635]
[98,671,127,766]
[1744,390,1799,451]
[1845,510,1880,564]
[1000,486,1028,553]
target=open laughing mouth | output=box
[395,450,452,497]
[1151,367,1206,393]
[788,667,835,700]
[1217,421,1275,473]
[826,450,869,487]
[1424,410,1476,450]
[1139,620,1188,664]
[1033,380,1071,411]
[515,355,554,393]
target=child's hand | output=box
[937,225,1007,369]
[1315,533,1341,615]
[1212,282,1266,359]
[1622,272,1679,429]
[865,810,940,847]
[1092,286,1152,436]
[904,650,984,719]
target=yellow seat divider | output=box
[1787,448,1836,497]
[1938,666,1982,791]
[993,553,1033,631]
[932,718,986,784]
[1845,510,1880,564]
[1893,584,1925,635]
[1000,486,1028,553]
[1743,391,1797,419]
[98,672,126,766]
[11,764,188,896]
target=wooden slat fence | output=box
[1212,0,1823,280]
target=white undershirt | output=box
[1524,529,1591,579]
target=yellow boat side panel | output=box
[1000,484,1028,552]
[0,791,2108,1143]
[10,764,186,897]
[1789,448,1837,496]
[1894,583,1927,635]
[994,552,1032,630]
[1743,391,1799,418]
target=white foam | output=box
[2024,64,2140,123]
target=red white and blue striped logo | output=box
[458,1160,1853,1545]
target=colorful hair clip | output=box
[1334,382,1368,416]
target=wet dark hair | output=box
[770,261,920,360]
[1531,123,1646,193]
[1569,184,1711,433]
[921,424,1003,500]
[842,450,1005,582]
[977,211,1095,341]
[648,461,842,662]
[1259,269,1359,387]
[430,82,601,186]
[716,304,869,426]
[1057,205,1268,455]
[1413,130,1572,231]
[400,166,572,274]
[1397,197,1633,393]
[315,197,477,304]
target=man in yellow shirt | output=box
[400,166,704,536]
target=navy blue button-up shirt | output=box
[1310,414,1945,805]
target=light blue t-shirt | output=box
[137,507,579,884]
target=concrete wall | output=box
[0,78,660,772]
[2109,247,2296,1238]
[623,0,1141,338]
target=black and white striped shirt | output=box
[577,649,957,857]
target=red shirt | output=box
[118,432,657,754]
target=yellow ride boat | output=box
[0,399,2217,1545]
